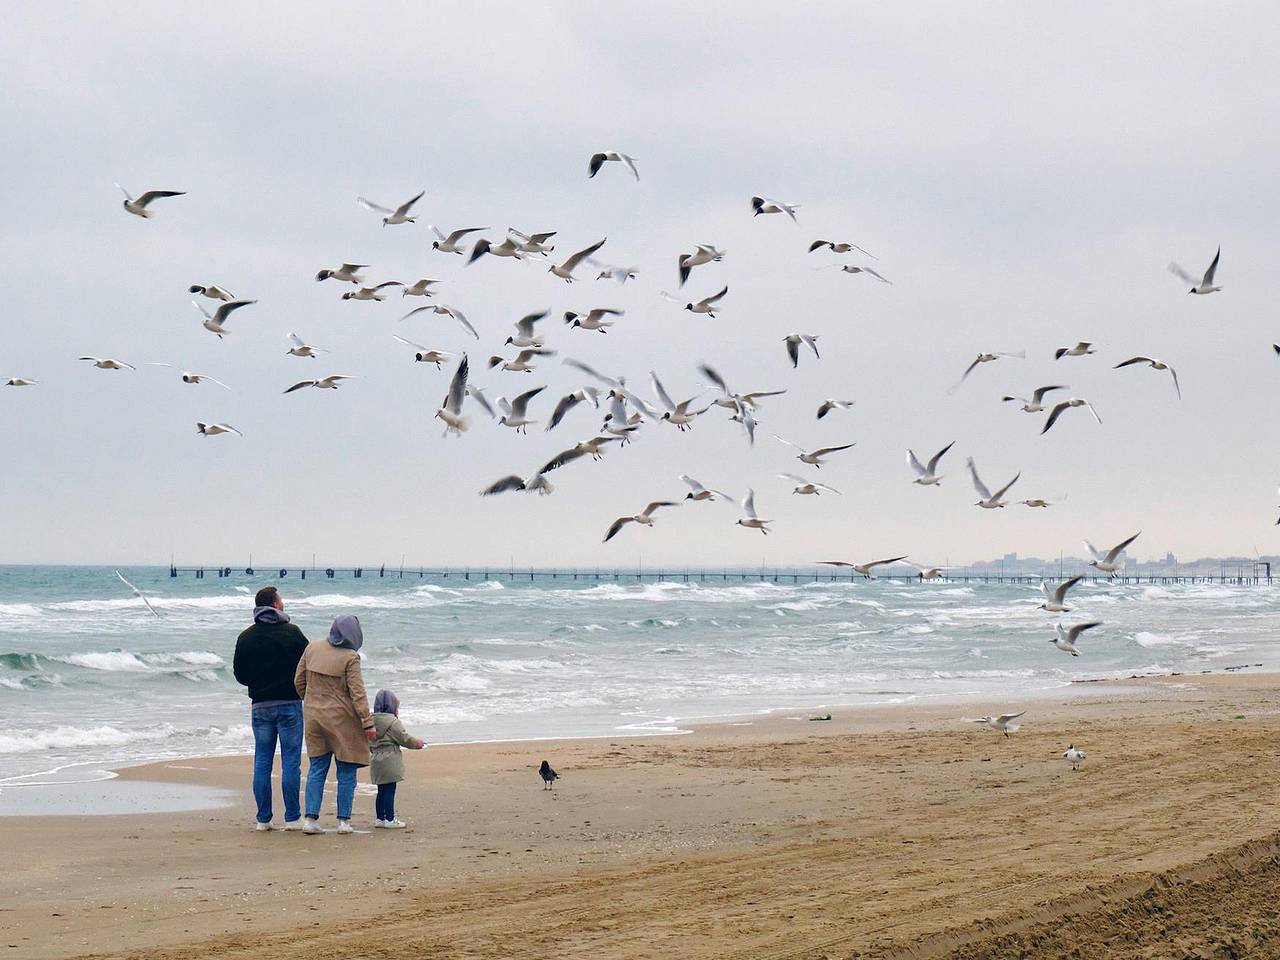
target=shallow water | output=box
[0,565,1275,783]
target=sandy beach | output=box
[5,671,1279,960]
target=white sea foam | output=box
[57,651,150,672]
[0,723,176,755]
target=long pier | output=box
[166,564,1275,586]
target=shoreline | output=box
[3,661,1268,807]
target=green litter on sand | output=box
[809,713,832,722]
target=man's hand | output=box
[364,727,377,742]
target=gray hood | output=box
[253,605,290,625]
[327,614,363,651]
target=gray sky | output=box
[2,3,1277,567]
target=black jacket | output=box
[233,616,309,703]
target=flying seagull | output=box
[508,228,556,255]
[818,556,908,579]
[342,281,404,301]
[506,311,549,348]
[809,239,875,258]
[834,264,891,283]
[545,388,600,431]
[5,378,37,386]
[181,372,230,389]
[391,335,452,368]
[549,238,608,282]
[195,421,242,437]
[564,308,622,332]
[481,473,554,497]
[783,334,820,368]
[750,196,799,220]
[816,399,855,419]
[1084,532,1140,576]
[780,473,841,496]
[773,435,855,468]
[401,278,442,297]
[284,374,354,394]
[489,348,556,373]
[430,225,488,254]
[1054,341,1096,360]
[188,284,235,301]
[1168,247,1221,294]
[356,189,424,226]
[967,457,1020,508]
[537,436,620,475]
[951,352,1025,392]
[908,441,956,486]
[1039,575,1083,613]
[115,570,160,617]
[1114,356,1180,398]
[468,236,526,264]
[1002,385,1068,413]
[287,332,323,358]
[677,244,725,286]
[1051,621,1103,656]
[192,299,256,338]
[588,151,639,180]
[971,712,1024,738]
[736,488,771,534]
[686,285,729,317]
[402,303,479,340]
[603,501,678,543]
[115,184,184,219]
[436,354,470,437]
[680,475,733,502]
[1041,398,1102,435]
[79,357,135,370]
[314,262,368,284]
[497,386,546,434]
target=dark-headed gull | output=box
[1084,533,1140,576]
[545,388,600,431]
[1002,385,1068,413]
[750,196,799,220]
[342,281,404,301]
[181,372,230,389]
[1041,398,1101,435]
[435,355,470,437]
[685,285,728,317]
[1054,341,1096,359]
[773,435,855,468]
[508,228,556,255]
[506,311,549,348]
[835,264,891,283]
[549,238,607,282]
[196,422,242,437]
[538,436,620,474]
[286,333,323,358]
[677,244,725,286]
[391,335,452,368]
[1063,744,1087,771]
[680,475,733,502]
[80,357,135,370]
[430,225,487,254]
[481,473,554,497]
[115,571,160,617]
[192,299,256,338]
[908,441,956,486]
[950,351,1025,392]
[603,500,677,542]
[1114,356,1180,398]
[1052,621,1102,656]
[783,334,819,368]
[284,374,353,394]
[588,151,638,181]
[564,308,621,332]
[735,489,771,534]
[314,262,368,284]
[1169,247,1221,294]
[5,378,37,386]
[489,348,556,373]
[816,399,855,419]
[1039,575,1082,612]
[116,184,184,219]
[189,284,235,301]
[809,239,875,258]
[356,189,424,226]
[497,386,545,434]
[401,278,442,298]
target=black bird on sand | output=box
[538,760,559,790]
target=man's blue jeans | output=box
[250,702,303,824]
[304,752,359,821]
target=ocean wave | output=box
[58,651,149,672]
[0,723,177,755]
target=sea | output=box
[1,565,1276,785]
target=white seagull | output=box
[564,308,622,332]
[195,422,242,437]
[314,262,368,284]
[967,457,1020,508]
[430,225,488,254]
[506,311,549,348]
[481,473,554,497]
[735,489,771,534]
[537,436,620,474]
[1084,532,1140,576]
[188,284,235,301]
[5,378,37,386]
[809,239,875,258]
[603,501,677,543]
[951,352,1026,392]
[181,372,230,389]
[834,264,891,283]
[115,570,160,617]
[79,357,135,370]
[284,374,354,394]
[545,388,600,431]
[468,236,526,264]
[783,334,820,368]
[497,386,545,434]
[1052,621,1102,656]
[1054,341,1096,360]
[908,441,956,486]
[357,189,424,226]
[342,281,404,301]
[1002,385,1068,413]
[588,151,639,181]
[1063,744,1087,771]
[508,228,556,255]
[115,184,184,219]
[192,298,256,338]
[816,399,855,419]
[596,264,639,283]
[435,355,470,437]
[680,475,733,502]
[970,712,1025,738]
[489,348,556,373]
[549,238,607,282]
[1114,356,1181,398]
[286,332,323,358]
[750,196,799,220]
[677,244,725,286]
[818,556,909,579]
[401,303,479,340]
[392,335,452,368]
[685,285,729,317]
[401,278,442,298]
[773,435,856,468]
[780,473,841,496]
[1041,398,1102,435]
[1169,247,1221,294]
[1039,575,1083,613]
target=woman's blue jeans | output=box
[304,752,359,821]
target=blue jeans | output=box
[375,782,397,821]
[250,702,303,824]
[304,752,359,821]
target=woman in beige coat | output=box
[294,614,375,834]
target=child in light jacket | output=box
[370,689,425,828]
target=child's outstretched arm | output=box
[387,717,427,750]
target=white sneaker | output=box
[336,820,354,835]
[283,820,304,832]
[382,818,406,829]
[373,819,386,828]
[254,821,275,832]
[301,819,323,835]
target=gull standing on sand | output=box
[497,386,546,434]
[1039,575,1083,612]
[79,357,135,370]
[314,263,367,284]
[1002,385,1068,414]
[1084,533,1141,576]
[818,556,909,579]
[114,571,160,617]
[1169,247,1221,294]
[189,284,235,301]
[400,278,442,298]
[784,334,820,368]
[1054,342,1096,360]
[284,374,354,394]
[5,378,37,386]
[603,501,678,543]
[489,348,556,373]
[750,196,799,220]
[809,239,875,258]
[951,352,1025,392]
[1052,621,1103,656]
[588,151,639,180]
[430,225,488,254]
[971,712,1025,738]
[908,441,956,486]
[1063,745,1087,771]
[181,372,231,389]
[677,244,725,286]
[342,282,404,301]
[1114,356,1181,398]
[1041,398,1102,435]
[192,299,256,338]
[680,476,733,502]
[435,355,470,437]
[781,473,841,496]
[508,228,556,255]
[392,335,452,368]
[773,435,855,468]
[287,333,324,358]
[967,457,1020,508]
[564,308,622,332]
[195,422,242,437]
[402,304,479,340]
[736,489,771,534]
[549,239,608,282]
[356,189,425,226]
[115,184,184,218]
[684,285,729,317]
[817,399,855,419]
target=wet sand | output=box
[4,671,1279,959]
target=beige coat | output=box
[294,641,374,765]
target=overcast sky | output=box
[2,3,1277,568]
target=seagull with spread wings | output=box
[967,457,1020,508]
[356,189,424,226]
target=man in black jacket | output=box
[233,586,309,831]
